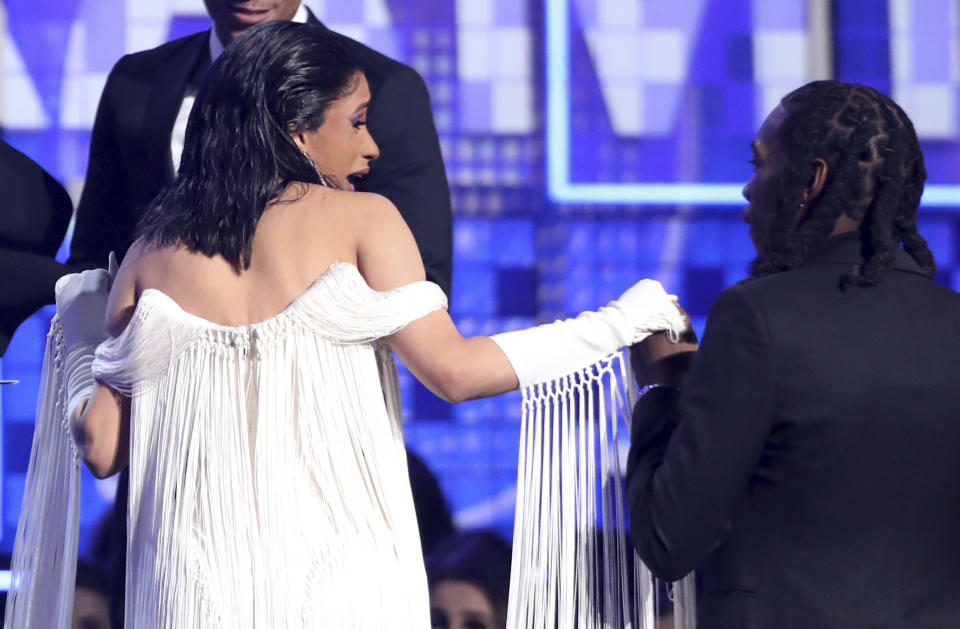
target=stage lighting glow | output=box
[545,0,960,208]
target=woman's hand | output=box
[55,268,112,350]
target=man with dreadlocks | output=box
[625,80,960,628]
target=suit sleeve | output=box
[0,248,72,355]
[0,140,72,255]
[69,62,135,270]
[626,283,775,581]
[361,66,453,299]
[0,142,74,355]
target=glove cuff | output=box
[63,342,98,420]
[492,288,687,389]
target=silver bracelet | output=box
[638,383,680,397]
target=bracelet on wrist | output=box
[638,383,680,397]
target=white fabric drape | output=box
[6,261,695,628]
[506,352,696,629]
[6,263,447,629]
[4,316,81,629]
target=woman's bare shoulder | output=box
[121,237,182,283]
[320,189,398,216]
[304,189,405,247]
[105,239,147,337]
[332,192,408,239]
[105,238,188,336]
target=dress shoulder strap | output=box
[287,262,448,343]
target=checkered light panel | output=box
[3,0,960,550]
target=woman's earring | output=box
[301,151,329,188]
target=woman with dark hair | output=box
[6,20,685,629]
[427,530,512,629]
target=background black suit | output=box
[69,9,453,297]
[0,140,73,355]
[627,233,960,628]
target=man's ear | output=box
[797,157,828,223]
[805,158,828,201]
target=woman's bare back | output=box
[104,180,516,410]
[112,184,367,331]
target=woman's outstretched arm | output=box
[392,312,520,403]
[353,193,686,403]
[353,192,518,402]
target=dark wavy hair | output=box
[426,530,512,629]
[751,80,935,287]
[137,21,362,269]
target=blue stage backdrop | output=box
[2,0,959,552]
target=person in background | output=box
[427,530,512,629]
[0,140,73,355]
[627,80,960,628]
[72,560,112,629]
[69,0,452,296]
[407,449,456,556]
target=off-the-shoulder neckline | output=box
[131,262,435,332]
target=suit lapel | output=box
[143,31,211,184]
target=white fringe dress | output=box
[5,261,696,629]
[19,262,446,628]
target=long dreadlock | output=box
[751,80,935,287]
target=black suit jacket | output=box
[0,140,73,355]
[627,233,960,628]
[69,10,453,297]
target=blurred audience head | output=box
[743,79,935,286]
[73,559,112,629]
[407,449,455,556]
[427,530,512,629]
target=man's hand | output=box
[630,304,698,389]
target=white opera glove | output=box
[491,279,686,389]
[55,253,118,419]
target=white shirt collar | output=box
[208,2,309,63]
